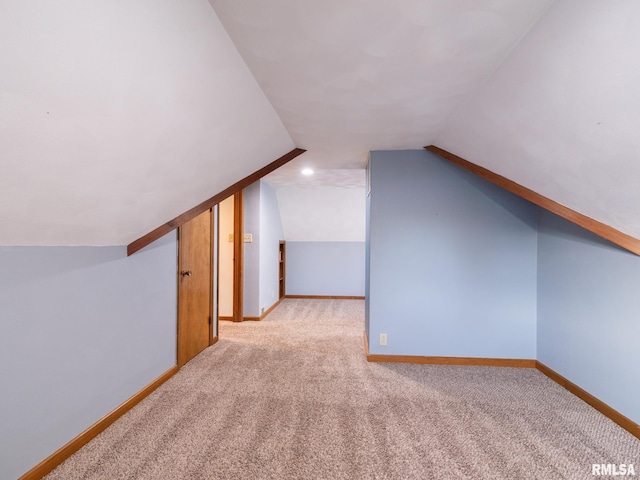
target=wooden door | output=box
[178,209,212,367]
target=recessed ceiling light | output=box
[301,168,314,175]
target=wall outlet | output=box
[379,333,388,346]
[243,233,253,243]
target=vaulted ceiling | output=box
[3,0,639,245]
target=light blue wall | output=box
[366,150,538,357]
[259,181,285,312]
[243,182,261,317]
[537,211,640,425]
[0,234,177,480]
[286,242,365,296]
[365,183,371,334]
[242,181,286,317]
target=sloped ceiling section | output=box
[0,0,293,245]
[436,0,640,240]
[210,0,552,156]
[263,158,366,243]
[273,184,366,242]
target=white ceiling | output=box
[275,186,366,242]
[4,0,640,245]
[211,0,552,155]
[264,165,366,190]
[264,167,366,243]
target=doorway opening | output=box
[217,191,244,323]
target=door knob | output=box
[180,270,192,277]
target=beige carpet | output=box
[46,299,639,479]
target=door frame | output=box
[211,205,218,342]
[213,191,245,327]
[232,191,244,322]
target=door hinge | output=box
[208,316,212,325]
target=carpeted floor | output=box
[46,299,639,479]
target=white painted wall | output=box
[276,186,366,242]
[0,0,293,245]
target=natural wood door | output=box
[178,209,212,367]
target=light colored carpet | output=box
[46,299,639,479]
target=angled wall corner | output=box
[431,0,640,249]
[366,149,538,358]
[537,210,640,426]
[425,146,640,256]
[366,147,640,427]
